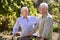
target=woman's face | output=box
[21,9,28,18]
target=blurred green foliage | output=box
[48,1,60,21]
[0,0,60,32]
[0,0,38,32]
[48,0,60,32]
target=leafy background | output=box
[0,0,60,34]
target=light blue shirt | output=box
[13,16,38,37]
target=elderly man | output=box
[33,3,53,40]
[12,7,38,40]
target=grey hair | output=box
[21,7,29,13]
[39,3,48,10]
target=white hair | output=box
[39,3,48,10]
[21,7,29,13]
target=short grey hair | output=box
[21,7,29,13]
[39,3,48,10]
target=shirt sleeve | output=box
[13,18,20,36]
[32,19,39,34]
[41,17,53,38]
[29,16,39,34]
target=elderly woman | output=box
[12,7,38,40]
[33,3,53,40]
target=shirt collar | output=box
[21,16,29,21]
[42,12,48,18]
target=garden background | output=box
[0,0,60,40]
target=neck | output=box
[24,17,27,19]
[42,12,48,18]
[23,16,28,20]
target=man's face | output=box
[21,9,28,18]
[39,6,47,16]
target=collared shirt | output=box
[34,13,53,40]
[13,16,38,37]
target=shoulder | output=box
[28,16,38,22]
[46,14,53,22]
[28,16,38,19]
[46,13,52,20]
[16,17,22,22]
[47,13,52,18]
[28,16,37,18]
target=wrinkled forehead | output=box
[39,6,47,11]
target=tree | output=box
[0,0,38,32]
[48,0,60,40]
